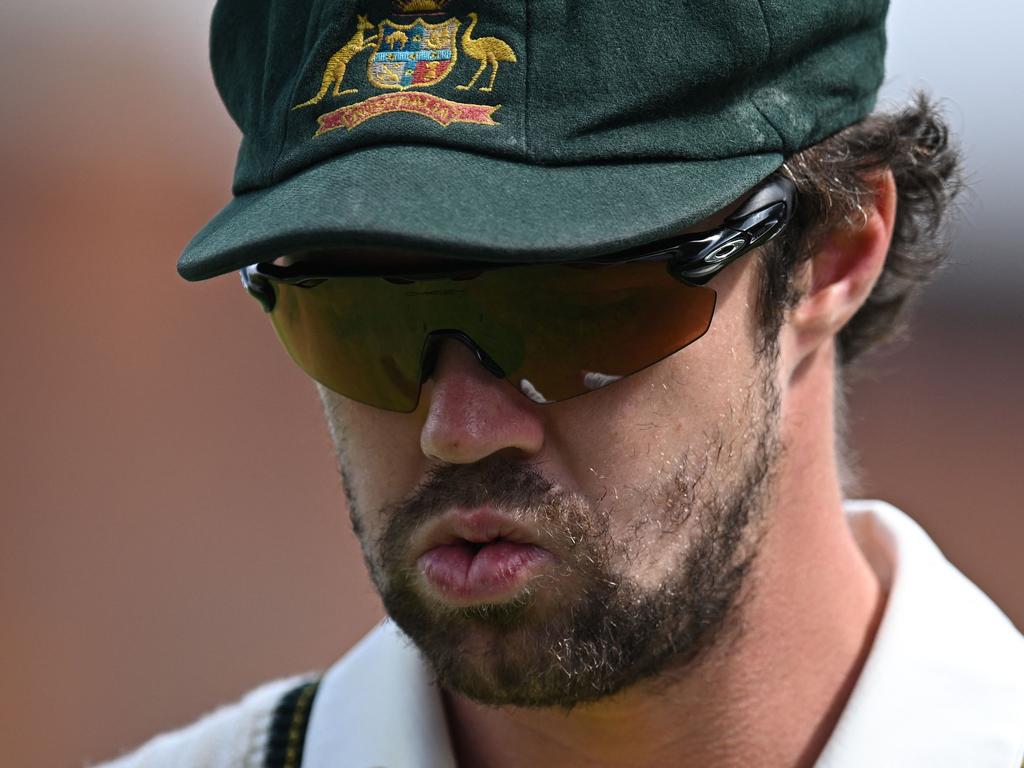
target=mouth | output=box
[413,507,556,606]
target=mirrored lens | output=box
[267,261,716,412]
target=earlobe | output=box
[790,170,897,357]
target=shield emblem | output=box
[368,17,460,90]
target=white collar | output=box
[302,618,457,768]
[303,500,1024,767]
[815,500,1024,766]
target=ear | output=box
[788,169,897,363]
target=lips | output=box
[414,507,555,605]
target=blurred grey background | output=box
[1,2,1021,766]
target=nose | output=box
[419,337,545,464]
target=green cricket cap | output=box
[178,0,889,281]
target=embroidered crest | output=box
[368,18,459,90]
[315,92,499,134]
[393,0,451,12]
[454,12,517,93]
[293,15,378,109]
[293,3,517,134]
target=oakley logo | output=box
[704,239,745,263]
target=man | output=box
[102,0,1024,766]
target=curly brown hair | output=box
[756,93,966,365]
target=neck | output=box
[443,342,887,768]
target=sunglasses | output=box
[241,175,795,412]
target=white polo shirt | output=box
[302,500,1024,768]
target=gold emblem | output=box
[392,0,451,12]
[293,15,378,108]
[455,12,516,93]
[292,6,517,133]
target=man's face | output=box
[319,247,783,707]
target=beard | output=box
[342,363,781,708]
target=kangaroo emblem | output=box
[293,15,378,109]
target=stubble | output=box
[328,364,781,708]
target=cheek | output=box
[318,387,427,532]
[316,260,767,549]
[544,263,766,541]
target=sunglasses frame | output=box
[241,175,796,311]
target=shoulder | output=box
[93,673,320,768]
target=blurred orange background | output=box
[1,3,1021,767]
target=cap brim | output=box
[178,144,783,281]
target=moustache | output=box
[376,454,609,565]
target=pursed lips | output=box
[413,506,544,558]
[411,507,556,605]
